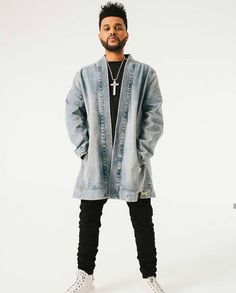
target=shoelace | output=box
[147,276,165,293]
[75,270,86,287]
[66,270,86,292]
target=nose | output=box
[109,32,117,39]
[109,28,117,35]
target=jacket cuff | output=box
[74,141,89,158]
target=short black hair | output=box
[99,1,128,31]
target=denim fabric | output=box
[65,54,164,202]
[77,197,157,278]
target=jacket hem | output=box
[72,187,156,202]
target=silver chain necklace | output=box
[106,57,127,96]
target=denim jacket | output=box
[65,53,164,202]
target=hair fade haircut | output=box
[99,1,128,31]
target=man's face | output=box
[98,16,129,52]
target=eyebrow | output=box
[102,23,123,27]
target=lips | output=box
[109,37,118,41]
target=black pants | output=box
[77,197,157,278]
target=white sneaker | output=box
[65,269,95,293]
[141,276,166,293]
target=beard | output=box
[100,36,128,52]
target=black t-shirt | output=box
[81,54,129,159]
[107,54,129,145]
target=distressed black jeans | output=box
[77,197,157,278]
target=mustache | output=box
[108,36,119,41]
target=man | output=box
[65,2,165,292]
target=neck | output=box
[105,50,125,61]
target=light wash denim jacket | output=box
[65,53,164,202]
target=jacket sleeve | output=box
[65,70,89,159]
[136,67,164,166]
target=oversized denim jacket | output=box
[65,53,164,202]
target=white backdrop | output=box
[1,0,236,292]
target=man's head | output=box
[98,1,129,53]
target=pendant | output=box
[110,79,119,96]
